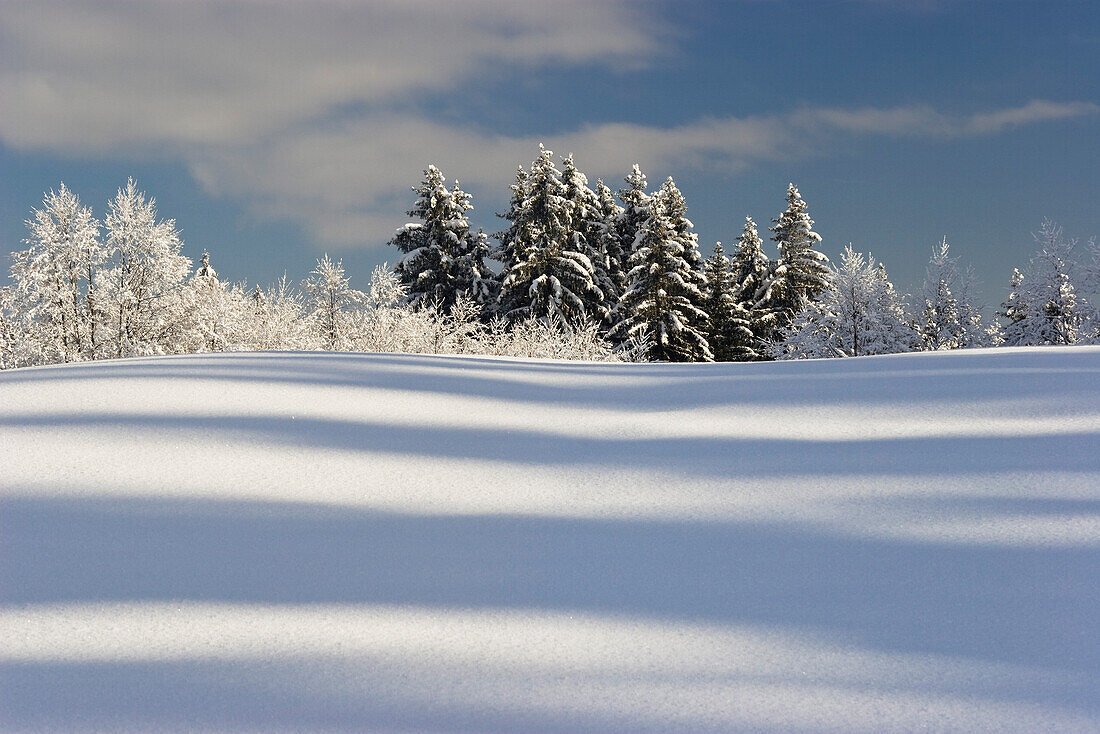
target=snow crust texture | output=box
[2,348,1099,733]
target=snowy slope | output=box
[1,348,1099,733]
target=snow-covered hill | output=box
[2,348,1099,733]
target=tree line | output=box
[390,145,1099,360]
[2,148,1097,369]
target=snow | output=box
[2,347,1099,732]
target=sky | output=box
[1,0,1098,309]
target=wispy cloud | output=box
[0,0,661,152]
[1,1,1096,253]
[189,100,1098,248]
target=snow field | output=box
[2,348,1099,732]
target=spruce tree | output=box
[390,165,492,313]
[729,216,774,359]
[615,164,650,265]
[612,178,712,361]
[1001,220,1080,346]
[496,145,602,325]
[560,154,613,323]
[765,183,830,336]
[594,178,626,305]
[702,242,754,361]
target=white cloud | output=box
[188,100,1098,249]
[0,0,660,152]
[1,2,1096,254]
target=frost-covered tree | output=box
[612,177,712,362]
[10,183,105,363]
[496,145,603,325]
[615,165,650,271]
[1000,220,1080,346]
[702,242,754,361]
[248,276,312,351]
[390,165,492,312]
[0,285,23,370]
[729,216,775,359]
[183,251,250,352]
[100,179,191,357]
[915,237,986,350]
[560,154,614,323]
[593,178,627,306]
[765,184,830,336]
[306,254,364,351]
[773,246,915,359]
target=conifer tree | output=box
[729,216,775,359]
[1000,220,1080,346]
[594,178,626,304]
[918,238,963,350]
[615,164,650,265]
[390,165,492,313]
[612,178,712,361]
[496,145,602,325]
[765,184,830,336]
[560,154,614,323]
[702,242,754,361]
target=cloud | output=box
[805,100,1099,138]
[2,1,1096,254]
[188,100,1098,249]
[0,0,660,152]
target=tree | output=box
[247,276,312,351]
[729,216,775,359]
[306,254,364,351]
[764,183,830,336]
[917,237,964,350]
[1000,220,1080,346]
[702,242,754,361]
[101,178,191,357]
[10,183,105,363]
[390,165,492,313]
[560,154,614,323]
[593,178,627,308]
[773,245,916,359]
[496,144,603,325]
[184,251,250,352]
[612,177,712,362]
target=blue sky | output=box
[1,1,1097,309]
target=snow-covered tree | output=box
[247,276,312,351]
[615,165,649,273]
[702,242,754,361]
[914,237,986,350]
[390,165,492,313]
[729,216,775,359]
[593,178,627,306]
[496,144,603,325]
[0,285,24,370]
[183,251,251,352]
[100,179,191,357]
[612,177,712,362]
[1000,220,1080,346]
[9,183,105,363]
[306,254,364,351]
[765,184,830,335]
[773,245,916,359]
[560,154,614,323]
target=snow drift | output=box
[1,347,1099,733]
